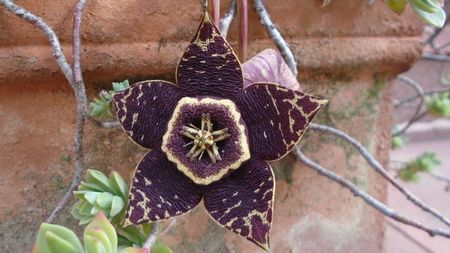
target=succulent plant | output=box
[398,151,441,182]
[71,169,128,225]
[33,212,146,253]
[385,0,446,27]
[90,80,130,120]
[426,92,450,118]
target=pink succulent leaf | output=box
[236,83,328,161]
[204,159,274,251]
[124,150,204,226]
[243,49,301,91]
[112,81,181,149]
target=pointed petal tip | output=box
[122,218,133,228]
[318,98,329,106]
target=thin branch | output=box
[219,0,236,37]
[294,148,450,238]
[393,75,426,137]
[47,0,89,223]
[1,0,89,223]
[0,0,75,85]
[428,171,450,192]
[253,0,298,76]
[309,123,450,228]
[395,88,450,107]
[89,117,121,128]
[238,0,248,61]
[422,53,450,62]
[387,221,436,253]
[161,219,177,235]
[143,223,161,251]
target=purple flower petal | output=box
[236,83,328,161]
[243,49,301,91]
[204,159,274,251]
[112,81,181,149]
[123,150,203,225]
[176,12,243,99]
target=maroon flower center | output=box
[162,97,250,185]
[180,113,230,163]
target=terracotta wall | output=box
[0,0,422,252]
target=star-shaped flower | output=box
[112,11,327,251]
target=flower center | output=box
[180,113,230,163]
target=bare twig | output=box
[393,75,426,137]
[422,53,450,62]
[253,0,298,76]
[143,223,161,251]
[89,118,121,128]
[238,0,248,61]
[0,0,89,223]
[161,219,177,235]
[429,172,450,192]
[395,88,450,107]
[0,0,75,85]
[309,123,450,228]
[387,221,436,253]
[219,0,236,37]
[47,0,89,223]
[294,148,450,238]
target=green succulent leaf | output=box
[97,192,115,209]
[111,196,126,217]
[386,0,408,14]
[87,170,114,192]
[84,233,109,253]
[391,135,407,149]
[398,151,441,182]
[151,242,173,253]
[119,247,148,253]
[34,223,84,253]
[85,212,118,253]
[90,96,113,119]
[72,170,129,226]
[113,80,130,92]
[426,92,450,117]
[410,1,446,28]
[109,171,129,199]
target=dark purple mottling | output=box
[165,100,246,180]
[176,12,243,99]
[112,80,181,149]
[204,159,274,250]
[125,150,204,225]
[236,82,327,161]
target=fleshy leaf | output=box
[112,81,181,149]
[46,231,79,253]
[204,159,275,251]
[236,83,327,161]
[243,49,301,91]
[84,212,117,253]
[176,11,243,99]
[86,170,114,192]
[386,0,408,14]
[152,242,173,253]
[119,248,148,253]
[411,2,446,28]
[34,223,84,253]
[110,171,129,199]
[124,150,204,225]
